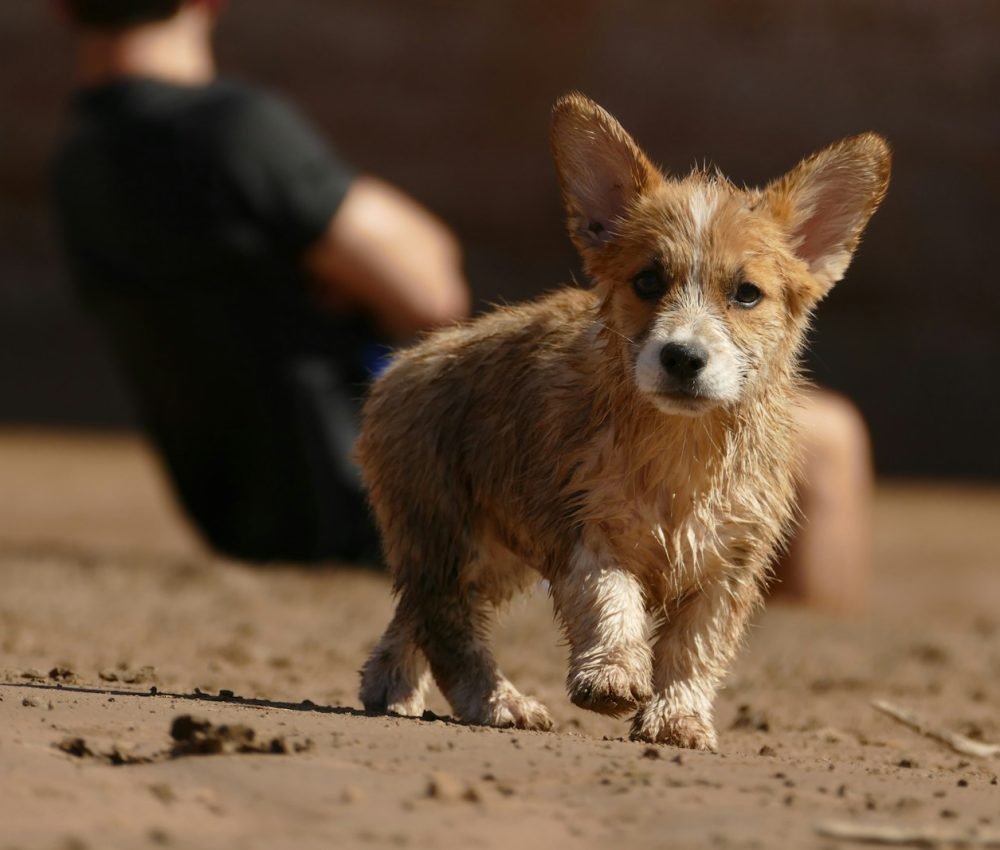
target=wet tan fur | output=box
[357,94,890,748]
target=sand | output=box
[1,431,998,850]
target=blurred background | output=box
[1,0,997,488]
[3,9,1000,840]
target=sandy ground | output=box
[1,430,999,850]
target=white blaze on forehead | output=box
[687,184,719,287]
[689,184,719,235]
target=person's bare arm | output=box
[304,176,471,340]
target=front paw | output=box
[569,659,653,717]
[630,707,718,751]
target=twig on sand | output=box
[817,820,1000,847]
[871,699,1000,759]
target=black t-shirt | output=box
[53,77,380,562]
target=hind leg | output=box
[359,608,431,717]
[412,584,553,731]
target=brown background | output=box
[2,0,998,477]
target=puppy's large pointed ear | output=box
[551,94,662,257]
[765,133,891,296]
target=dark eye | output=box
[733,282,762,307]
[632,267,667,300]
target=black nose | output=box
[659,342,708,382]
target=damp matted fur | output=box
[358,94,890,750]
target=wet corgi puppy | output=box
[358,93,890,750]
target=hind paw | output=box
[359,663,429,718]
[459,682,553,731]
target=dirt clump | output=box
[55,736,151,765]
[99,664,156,684]
[169,714,311,757]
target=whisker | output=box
[593,320,635,346]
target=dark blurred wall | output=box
[2,1,998,477]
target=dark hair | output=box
[64,0,185,30]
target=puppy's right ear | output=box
[551,94,662,258]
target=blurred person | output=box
[776,390,873,613]
[52,0,470,564]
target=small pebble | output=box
[426,771,465,802]
[48,666,75,682]
[340,785,365,804]
[148,828,170,845]
[148,783,176,804]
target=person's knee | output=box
[797,391,871,480]
[777,389,873,613]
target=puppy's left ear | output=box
[551,93,662,259]
[765,133,891,296]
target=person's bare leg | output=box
[774,390,872,613]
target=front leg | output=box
[551,544,653,717]
[631,573,762,750]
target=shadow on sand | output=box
[0,680,460,725]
